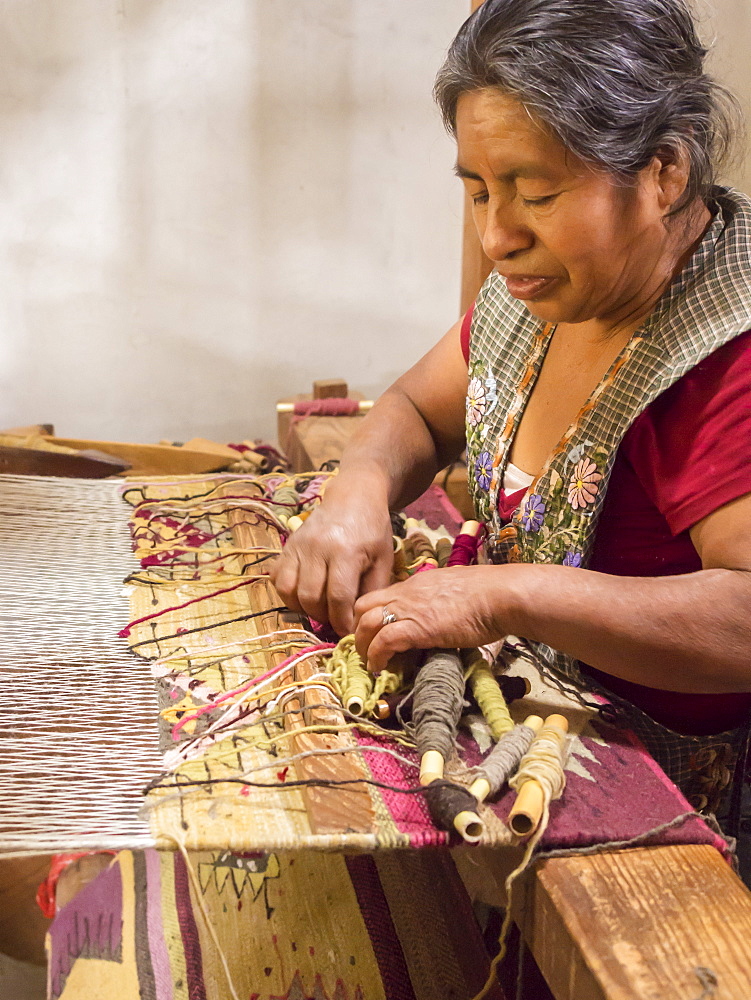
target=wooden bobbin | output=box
[459,519,482,537]
[375,699,390,720]
[345,696,365,716]
[453,808,484,844]
[419,749,445,786]
[508,714,569,838]
[287,514,305,533]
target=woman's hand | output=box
[353,566,521,671]
[270,485,394,636]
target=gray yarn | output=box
[475,723,537,796]
[412,650,465,760]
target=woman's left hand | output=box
[353,565,523,671]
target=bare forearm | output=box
[334,385,464,510]
[503,564,751,693]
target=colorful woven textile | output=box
[48,848,504,1000]
[118,473,728,859]
[43,470,733,1000]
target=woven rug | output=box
[117,473,727,860]
[48,847,505,1000]
[35,470,733,1000]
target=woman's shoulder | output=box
[635,327,751,426]
[623,329,751,533]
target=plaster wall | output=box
[0,1,467,444]
[0,1,748,446]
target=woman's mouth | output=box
[504,275,557,300]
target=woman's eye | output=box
[522,194,557,206]
[471,192,489,206]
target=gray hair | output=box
[434,0,743,214]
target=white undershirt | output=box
[503,461,535,493]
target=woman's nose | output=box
[481,206,534,262]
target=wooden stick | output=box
[276,400,374,414]
[508,714,569,837]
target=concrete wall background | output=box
[0,1,467,444]
[0,1,747,446]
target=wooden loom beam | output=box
[521,845,751,1000]
[224,484,374,835]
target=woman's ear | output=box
[652,146,691,214]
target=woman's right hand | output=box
[269,480,394,636]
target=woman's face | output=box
[455,89,685,328]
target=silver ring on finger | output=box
[381,606,398,626]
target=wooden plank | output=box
[44,437,231,478]
[313,378,348,399]
[522,845,751,1000]
[285,415,366,473]
[0,444,129,478]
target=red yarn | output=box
[171,642,336,738]
[118,576,262,638]
[446,531,483,567]
[293,399,360,417]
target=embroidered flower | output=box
[521,494,546,532]
[566,440,594,466]
[563,550,582,568]
[474,451,493,491]
[467,377,487,426]
[567,459,602,510]
[484,373,499,416]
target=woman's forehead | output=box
[455,89,579,179]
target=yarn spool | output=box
[403,531,438,571]
[508,714,569,837]
[412,649,465,786]
[463,647,515,741]
[468,714,544,805]
[329,635,402,718]
[424,713,544,844]
[498,674,531,705]
[268,484,300,523]
[423,779,483,842]
[446,520,483,567]
[435,537,453,568]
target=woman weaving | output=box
[272,0,751,875]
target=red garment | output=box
[460,309,751,734]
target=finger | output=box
[269,549,304,613]
[354,605,388,663]
[295,556,331,625]
[360,549,392,596]
[365,620,417,673]
[326,561,363,636]
[353,584,398,629]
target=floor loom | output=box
[2,472,751,999]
